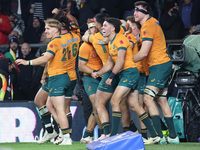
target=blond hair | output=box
[44,18,62,32]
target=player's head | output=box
[53,9,79,34]
[126,16,141,35]
[134,1,151,14]
[94,13,109,31]
[102,17,121,39]
[44,18,62,39]
[126,16,141,29]
[134,1,151,22]
[87,18,98,34]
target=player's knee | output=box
[39,105,49,116]
[156,90,167,99]
[110,99,120,109]
[34,97,43,108]
[144,87,158,98]
[156,90,168,103]
[143,88,158,104]
[34,98,39,106]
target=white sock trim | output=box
[39,105,49,116]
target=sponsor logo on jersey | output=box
[123,79,128,83]
[155,21,159,25]
[98,40,105,44]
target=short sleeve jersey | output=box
[140,17,170,67]
[137,41,149,76]
[109,33,136,72]
[59,31,80,81]
[88,26,125,66]
[119,25,126,34]
[79,42,103,76]
[88,32,109,65]
[46,36,66,77]
[126,33,143,73]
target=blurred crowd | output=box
[1,0,200,101]
[0,0,199,45]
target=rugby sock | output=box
[52,117,59,134]
[140,128,148,139]
[160,118,168,130]
[102,122,110,135]
[39,105,53,133]
[164,117,177,138]
[110,111,121,136]
[61,128,70,135]
[151,116,163,138]
[123,127,130,132]
[83,129,93,138]
[130,120,138,132]
[139,112,157,137]
[67,112,72,131]
[101,129,103,134]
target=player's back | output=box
[60,31,80,80]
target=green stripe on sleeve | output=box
[46,50,55,55]
[142,38,153,42]
[79,56,88,62]
[117,47,127,51]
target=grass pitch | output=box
[0,142,199,150]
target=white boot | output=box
[59,133,72,145]
[54,129,63,145]
[37,130,58,144]
[80,136,93,144]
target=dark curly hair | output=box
[105,17,121,33]
[53,9,79,35]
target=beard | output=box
[11,46,18,52]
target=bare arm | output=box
[124,26,131,36]
[82,30,90,42]
[105,49,126,85]
[66,13,79,25]
[52,8,78,25]
[78,60,94,74]
[40,64,48,85]
[92,55,114,79]
[120,19,129,31]
[98,55,114,75]
[133,41,152,62]
[130,42,134,49]
[112,49,126,74]
[98,49,126,76]
[42,64,48,80]
[16,52,53,66]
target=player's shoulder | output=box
[116,33,129,41]
[112,34,128,45]
[126,33,137,42]
[93,32,102,38]
[146,17,159,26]
[80,42,92,49]
[48,36,61,45]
